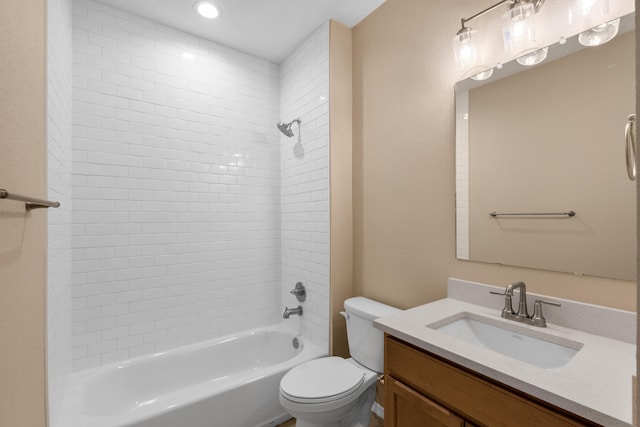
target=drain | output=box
[292,337,299,349]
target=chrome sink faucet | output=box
[490,281,560,327]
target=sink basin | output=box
[427,312,583,369]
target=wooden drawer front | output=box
[386,376,465,427]
[385,336,594,427]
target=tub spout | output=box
[283,306,303,319]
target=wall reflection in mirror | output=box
[455,12,636,281]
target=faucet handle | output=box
[531,299,561,327]
[489,288,515,315]
[538,299,561,308]
[489,284,514,296]
[290,282,306,302]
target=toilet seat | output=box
[280,357,365,404]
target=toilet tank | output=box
[343,297,401,373]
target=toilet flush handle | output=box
[340,311,349,320]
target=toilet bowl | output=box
[279,357,377,427]
[279,297,400,427]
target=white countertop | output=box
[375,296,636,426]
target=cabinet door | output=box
[386,376,465,427]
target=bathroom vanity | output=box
[375,279,636,427]
[385,335,595,426]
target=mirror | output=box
[455,13,636,281]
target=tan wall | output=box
[352,0,636,312]
[635,2,639,425]
[469,31,635,281]
[0,0,48,426]
[329,20,354,357]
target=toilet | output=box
[279,297,401,427]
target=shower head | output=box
[277,117,301,137]
[277,122,294,137]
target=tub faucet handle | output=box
[290,282,306,302]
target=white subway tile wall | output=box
[455,91,469,259]
[71,0,289,370]
[280,23,330,350]
[48,0,74,424]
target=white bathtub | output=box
[62,325,326,427]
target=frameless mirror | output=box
[455,13,636,281]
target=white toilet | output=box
[279,297,400,427]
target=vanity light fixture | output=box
[578,18,620,46]
[194,1,221,19]
[453,0,545,71]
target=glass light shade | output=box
[578,18,620,46]
[453,28,480,71]
[470,68,494,81]
[516,46,548,66]
[194,1,220,19]
[502,1,536,53]
[568,0,609,25]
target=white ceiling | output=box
[95,0,386,63]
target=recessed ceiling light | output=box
[194,1,221,19]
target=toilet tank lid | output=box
[344,297,401,321]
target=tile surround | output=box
[280,22,330,351]
[454,91,469,260]
[48,0,74,424]
[70,0,330,370]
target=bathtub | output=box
[62,325,326,427]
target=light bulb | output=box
[512,20,526,39]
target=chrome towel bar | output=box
[490,211,575,218]
[0,188,61,211]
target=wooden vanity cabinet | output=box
[384,335,599,427]
[386,375,466,427]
